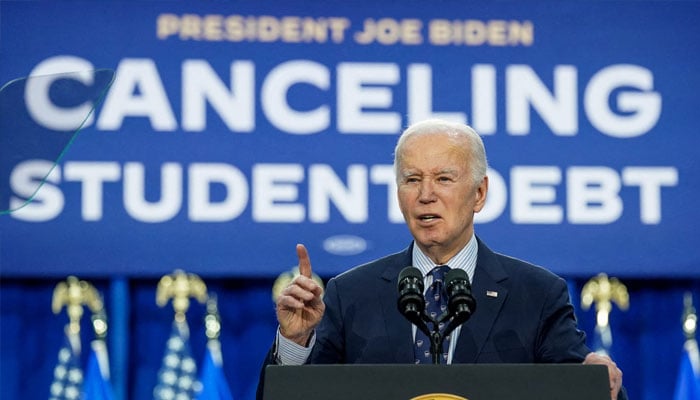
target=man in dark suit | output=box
[259,119,625,399]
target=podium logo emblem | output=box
[411,394,468,400]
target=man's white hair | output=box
[393,119,488,187]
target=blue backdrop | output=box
[1,1,699,400]
[1,0,698,278]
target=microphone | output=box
[397,266,430,336]
[443,268,476,336]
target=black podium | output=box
[263,364,610,400]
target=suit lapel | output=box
[379,245,415,363]
[454,238,509,363]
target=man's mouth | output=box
[418,214,440,222]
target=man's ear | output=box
[473,176,488,212]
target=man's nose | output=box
[418,180,437,202]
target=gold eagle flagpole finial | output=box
[52,276,104,335]
[581,273,629,354]
[156,269,208,322]
[581,273,630,326]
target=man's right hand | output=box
[275,244,326,347]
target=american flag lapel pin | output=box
[486,290,498,298]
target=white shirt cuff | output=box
[275,327,315,365]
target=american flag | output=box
[153,320,201,400]
[49,330,83,400]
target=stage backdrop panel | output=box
[1,1,699,278]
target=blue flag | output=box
[82,340,115,400]
[49,330,83,400]
[196,341,233,400]
[154,320,200,400]
[673,339,700,400]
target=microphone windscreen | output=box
[398,266,423,284]
[445,268,469,286]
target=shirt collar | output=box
[411,234,478,283]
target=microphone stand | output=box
[424,305,472,364]
[429,330,443,365]
[423,312,454,365]
[397,266,475,365]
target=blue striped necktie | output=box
[414,265,451,364]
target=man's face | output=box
[396,133,488,261]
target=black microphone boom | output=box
[443,268,477,337]
[397,266,477,364]
[397,266,431,337]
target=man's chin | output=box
[413,235,444,250]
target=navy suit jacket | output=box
[309,237,589,364]
[258,237,627,399]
